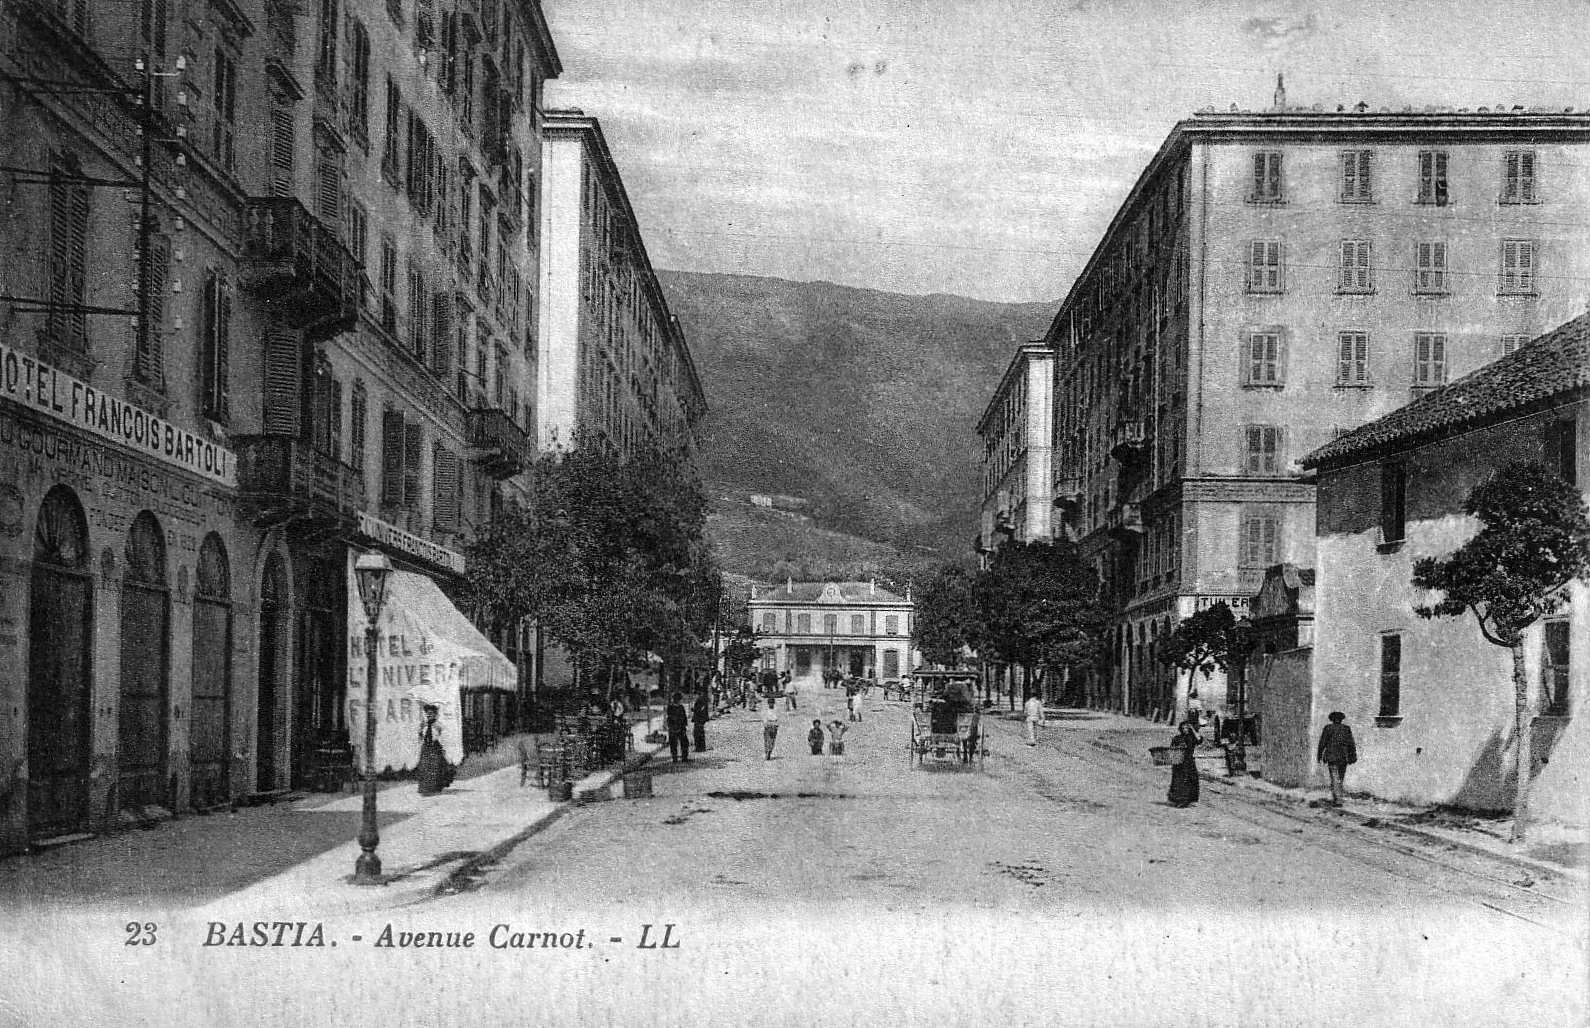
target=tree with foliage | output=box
[1158,598,1241,687]
[1411,461,1590,841]
[971,540,1107,705]
[914,563,979,668]
[721,626,764,680]
[465,443,724,695]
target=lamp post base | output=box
[353,851,383,884]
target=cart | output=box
[907,669,986,767]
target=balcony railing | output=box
[467,406,532,479]
[242,197,360,340]
[1110,418,1152,467]
[234,435,366,528]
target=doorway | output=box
[256,552,286,792]
[118,511,170,812]
[190,534,232,809]
[26,486,92,838]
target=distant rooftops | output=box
[750,580,911,605]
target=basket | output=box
[1148,746,1174,767]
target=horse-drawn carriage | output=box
[907,669,986,768]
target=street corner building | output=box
[0,0,564,855]
[1272,315,1587,822]
[747,580,917,683]
[981,92,1590,722]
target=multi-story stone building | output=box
[975,344,1054,564]
[0,0,560,854]
[536,109,705,458]
[1045,99,1590,719]
[747,581,915,684]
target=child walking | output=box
[827,720,847,757]
[807,719,825,755]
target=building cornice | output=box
[975,344,1053,436]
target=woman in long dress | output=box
[416,704,450,796]
[1167,720,1201,807]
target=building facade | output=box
[0,0,560,855]
[1295,317,1587,820]
[536,109,705,458]
[747,581,915,683]
[975,344,1054,563]
[1044,102,1590,719]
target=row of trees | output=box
[462,445,725,694]
[914,538,1110,701]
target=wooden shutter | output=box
[403,422,422,510]
[316,152,340,226]
[381,409,405,506]
[262,327,301,434]
[432,445,459,530]
[270,105,294,197]
[67,181,88,348]
[329,379,343,460]
[139,231,169,384]
[216,280,232,418]
[431,292,452,378]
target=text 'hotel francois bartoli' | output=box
[0,0,703,855]
[978,88,1590,721]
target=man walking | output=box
[785,674,799,711]
[1024,692,1044,746]
[665,692,690,764]
[1316,711,1357,806]
[761,695,780,760]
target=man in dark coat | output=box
[1316,711,1357,806]
[665,692,690,763]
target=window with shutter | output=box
[1417,151,1448,205]
[1250,151,1283,202]
[269,103,295,197]
[348,21,370,139]
[1378,634,1401,717]
[1338,240,1372,292]
[136,228,169,387]
[1503,151,1537,203]
[403,422,423,510]
[1337,332,1369,386]
[1244,425,1281,474]
[1501,334,1527,357]
[382,80,403,184]
[349,383,367,471]
[47,162,91,351]
[379,236,398,333]
[1414,241,1447,293]
[1340,150,1372,201]
[1239,510,1280,567]
[1501,239,1536,294]
[432,445,460,531]
[1246,240,1281,293]
[1413,333,1447,387]
[329,379,343,459]
[315,0,339,86]
[381,409,405,507]
[315,150,341,226]
[1244,331,1282,386]
[212,49,237,171]
[431,292,452,379]
[262,328,302,434]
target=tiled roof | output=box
[753,581,909,604]
[1303,315,1590,468]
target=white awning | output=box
[384,570,517,693]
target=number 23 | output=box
[124,922,157,946]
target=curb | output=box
[1085,734,1585,884]
[436,743,665,896]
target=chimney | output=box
[870,578,876,597]
[1273,72,1286,110]
[786,576,793,592]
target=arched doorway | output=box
[190,534,232,809]
[256,552,287,792]
[27,486,92,838]
[118,511,170,812]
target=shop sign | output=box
[1194,594,1252,614]
[0,340,236,486]
[356,511,466,575]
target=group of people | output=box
[1164,710,1358,809]
[807,718,848,756]
[663,692,713,764]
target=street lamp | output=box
[352,550,394,884]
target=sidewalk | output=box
[1032,706,1588,882]
[0,719,665,921]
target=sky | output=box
[543,0,1590,303]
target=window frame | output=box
[1339,149,1373,203]
[1541,619,1571,717]
[1338,239,1374,294]
[1245,239,1283,294]
[1416,150,1449,206]
[1413,241,1448,295]
[1249,150,1284,203]
[1337,331,1370,387]
[1412,333,1448,388]
[1243,424,1283,475]
[1501,150,1538,204]
[1500,239,1537,295]
[1242,330,1284,388]
[1378,633,1402,720]
[1238,508,1281,569]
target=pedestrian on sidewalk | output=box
[416,704,453,796]
[785,675,799,711]
[761,696,780,760]
[827,720,847,757]
[1024,693,1045,746]
[1185,688,1203,730]
[691,692,710,753]
[848,688,863,723]
[1316,711,1358,807]
[808,719,826,755]
[1168,720,1201,808]
[666,693,690,764]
